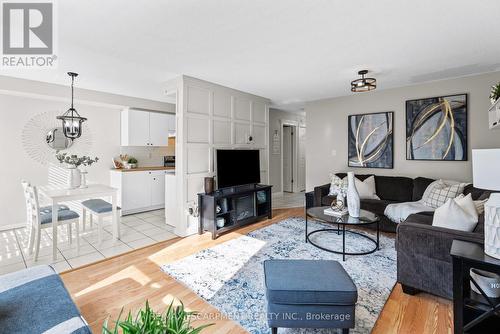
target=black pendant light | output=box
[351,70,377,92]
[57,72,87,139]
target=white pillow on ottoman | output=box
[432,195,478,232]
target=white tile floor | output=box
[272,192,305,209]
[0,209,176,275]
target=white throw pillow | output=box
[423,181,467,208]
[421,179,445,201]
[432,198,478,232]
[350,175,380,200]
[454,194,478,222]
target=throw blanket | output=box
[384,200,434,223]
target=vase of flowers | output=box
[55,152,99,189]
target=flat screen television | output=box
[216,149,260,189]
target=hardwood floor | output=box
[61,208,452,333]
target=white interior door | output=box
[283,126,293,192]
[297,126,306,192]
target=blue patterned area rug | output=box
[161,217,397,334]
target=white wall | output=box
[0,77,174,229]
[305,71,500,191]
[0,94,119,228]
[268,108,306,193]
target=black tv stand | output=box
[198,184,272,239]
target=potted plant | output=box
[55,152,99,189]
[128,157,138,169]
[102,301,212,334]
[490,82,500,104]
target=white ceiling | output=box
[3,0,500,106]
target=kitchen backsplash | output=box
[120,145,175,167]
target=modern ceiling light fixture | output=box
[57,72,87,139]
[351,70,377,93]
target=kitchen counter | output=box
[111,166,175,172]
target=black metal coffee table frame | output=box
[305,207,380,261]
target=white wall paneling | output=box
[252,124,267,147]
[213,119,232,144]
[260,149,268,170]
[260,171,268,185]
[186,145,210,174]
[164,75,270,238]
[186,86,210,115]
[213,91,232,118]
[252,101,267,124]
[234,122,251,144]
[234,97,251,121]
[186,116,210,144]
[186,176,205,203]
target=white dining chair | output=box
[81,199,121,244]
[21,181,80,261]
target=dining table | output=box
[38,184,120,261]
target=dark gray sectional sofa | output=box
[314,173,436,233]
[312,173,492,299]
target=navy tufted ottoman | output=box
[264,259,357,334]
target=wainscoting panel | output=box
[186,116,209,143]
[186,146,210,174]
[234,97,251,121]
[252,101,266,124]
[187,176,205,203]
[187,86,210,115]
[234,122,251,144]
[213,91,232,118]
[213,119,232,145]
[260,149,268,170]
[252,124,266,147]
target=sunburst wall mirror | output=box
[22,111,93,166]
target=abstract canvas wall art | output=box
[348,111,393,168]
[406,94,467,161]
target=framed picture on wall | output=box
[348,111,394,169]
[406,94,467,161]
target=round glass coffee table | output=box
[306,206,380,261]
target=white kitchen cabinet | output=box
[110,169,171,215]
[149,112,170,146]
[122,109,150,146]
[151,171,166,206]
[121,171,151,212]
[121,108,175,146]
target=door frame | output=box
[280,119,299,193]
